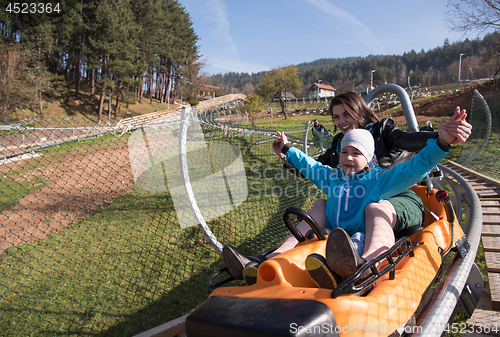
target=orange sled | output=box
[185,186,470,337]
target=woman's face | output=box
[332,104,360,134]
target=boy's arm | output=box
[283,145,333,194]
[273,131,333,193]
[375,138,449,200]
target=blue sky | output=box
[178,0,482,76]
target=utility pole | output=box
[370,70,376,93]
[459,53,465,82]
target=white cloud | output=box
[306,0,388,55]
[205,0,238,56]
[202,0,269,74]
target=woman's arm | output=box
[382,106,471,151]
[376,109,469,200]
[382,118,438,151]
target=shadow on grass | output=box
[0,127,322,336]
[62,91,102,121]
[100,156,319,336]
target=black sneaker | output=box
[325,228,367,280]
[242,262,259,285]
[305,253,342,289]
[222,245,267,280]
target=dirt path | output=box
[376,86,475,127]
[0,146,133,253]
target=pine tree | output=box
[89,0,138,121]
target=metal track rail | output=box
[412,164,482,336]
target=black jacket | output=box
[286,118,438,173]
[317,118,438,168]
[313,123,329,134]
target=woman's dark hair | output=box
[328,92,379,131]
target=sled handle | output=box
[331,236,414,298]
[283,207,325,242]
[435,190,455,259]
[208,267,235,293]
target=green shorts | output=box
[387,189,425,232]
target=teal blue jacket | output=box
[285,138,448,234]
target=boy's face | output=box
[340,146,368,176]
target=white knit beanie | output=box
[341,129,375,162]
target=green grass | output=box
[0,176,46,211]
[252,112,335,130]
[0,128,320,336]
[0,189,187,335]
[0,187,245,335]
[0,111,497,335]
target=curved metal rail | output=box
[461,89,492,166]
[179,107,223,254]
[414,165,482,336]
[365,84,481,336]
[195,96,248,126]
[365,83,419,132]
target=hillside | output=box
[2,89,180,122]
[4,81,494,127]
[378,82,498,128]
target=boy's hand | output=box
[273,131,289,162]
[438,106,470,146]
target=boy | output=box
[275,110,468,288]
[223,110,469,288]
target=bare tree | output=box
[0,44,52,116]
[447,0,500,33]
[447,1,500,79]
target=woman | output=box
[318,92,438,169]
[223,92,471,285]
[275,116,466,288]
[285,92,471,261]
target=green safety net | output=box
[0,88,497,336]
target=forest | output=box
[211,32,500,97]
[0,0,199,119]
[2,0,500,119]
